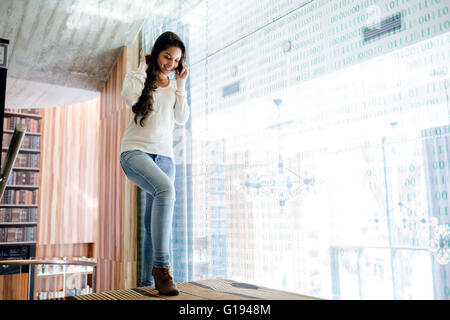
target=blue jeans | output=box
[120,150,176,286]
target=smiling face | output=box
[157,46,182,76]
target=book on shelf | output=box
[6,108,41,115]
[0,207,38,223]
[36,286,93,300]
[0,226,36,242]
[1,170,39,186]
[3,117,41,132]
[37,263,94,276]
[2,152,40,168]
[0,189,38,205]
[2,134,40,149]
[7,171,40,185]
[7,171,12,185]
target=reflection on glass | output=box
[144,0,450,299]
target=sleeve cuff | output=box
[176,78,186,91]
[138,61,148,73]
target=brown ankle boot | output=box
[152,266,179,296]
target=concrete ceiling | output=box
[0,0,200,108]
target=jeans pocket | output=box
[155,155,175,180]
[155,155,174,165]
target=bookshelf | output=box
[0,258,96,300]
[0,108,41,299]
[34,257,95,299]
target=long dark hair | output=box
[132,31,186,126]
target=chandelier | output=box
[384,122,449,265]
[235,99,318,209]
[429,217,450,265]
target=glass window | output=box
[145,0,450,299]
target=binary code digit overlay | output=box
[141,0,449,299]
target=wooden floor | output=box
[60,279,320,300]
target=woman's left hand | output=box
[175,60,189,80]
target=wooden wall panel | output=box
[35,40,138,292]
[37,243,93,258]
[0,273,28,300]
[38,98,100,247]
[97,39,139,292]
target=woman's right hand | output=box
[140,49,151,68]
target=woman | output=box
[119,31,190,296]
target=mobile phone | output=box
[177,59,184,74]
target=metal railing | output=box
[0,258,97,300]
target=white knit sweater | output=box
[120,61,190,159]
